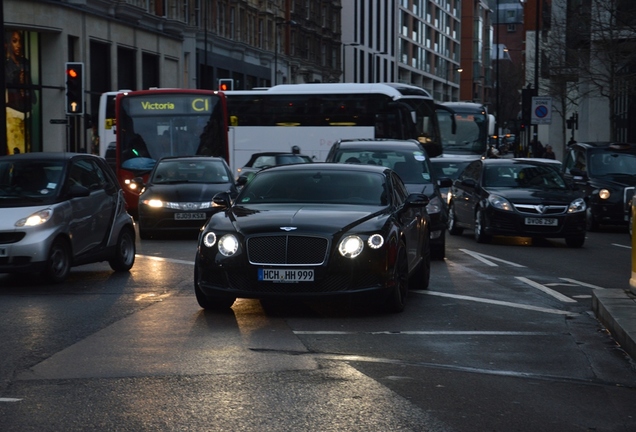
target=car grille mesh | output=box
[247,235,328,265]
[513,204,567,215]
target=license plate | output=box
[0,247,6,257]
[174,213,206,220]
[525,217,558,226]
[258,268,314,282]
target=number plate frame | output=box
[258,268,314,282]
[174,213,207,220]
[525,217,558,226]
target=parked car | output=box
[325,138,451,260]
[194,163,431,313]
[0,152,136,283]
[562,142,636,231]
[448,158,587,247]
[236,150,313,184]
[135,156,238,239]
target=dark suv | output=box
[562,142,636,231]
[325,138,452,260]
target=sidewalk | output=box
[592,288,636,361]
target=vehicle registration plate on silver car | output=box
[258,268,314,282]
[525,217,557,226]
[174,213,206,220]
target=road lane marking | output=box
[559,278,605,290]
[459,249,526,267]
[612,243,631,249]
[294,330,553,336]
[415,290,578,315]
[137,255,195,265]
[516,276,577,303]
[0,398,22,402]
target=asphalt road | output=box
[0,226,634,432]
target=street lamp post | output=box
[342,43,360,83]
[371,51,387,83]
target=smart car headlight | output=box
[142,198,164,208]
[338,235,364,258]
[488,194,513,211]
[367,234,384,249]
[568,198,586,213]
[218,234,239,256]
[15,209,53,227]
[599,189,610,200]
[426,195,443,215]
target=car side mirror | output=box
[236,175,249,187]
[437,177,453,188]
[460,178,477,188]
[212,191,232,208]
[405,193,429,207]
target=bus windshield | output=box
[118,92,227,173]
[437,109,489,157]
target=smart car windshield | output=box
[484,164,567,189]
[237,170,387,205]
[0,160,64,202]
[334,149,431,184]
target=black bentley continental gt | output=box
[194,163,432,313]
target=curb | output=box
[592,289,636,362]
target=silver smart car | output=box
[0,152,136,283]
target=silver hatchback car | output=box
[0,152,136,283]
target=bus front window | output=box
[438,112,487,156]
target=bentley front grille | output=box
[247,235,329,265]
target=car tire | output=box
[474,207,492,244]
[586,207,600,232]
[448,203,463,235]
[43,238,71,283]
[385,242,409,313]
[431,230,445,260]
[109,226,136,272]
[565,235,585,248]
[410,238,431,290]
[194,266,236,310]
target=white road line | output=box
[415,290,578,315]
[559,278,605,290]
[516,276,577,303]
[612,243,631,249]
[459,249,526,267]
[0,398,22,402]
[137,255,195,266]
[294,330,553,336]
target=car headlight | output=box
[598,189,610,200]
[568,198,586,213]
[487,194,513,211]
[15,209,53,227]
[426,195,443,215]
[202,232,217,247]
[367,234,384,249]
[338,235,364,258]
[218,234,239,256]
[141,198,164,208]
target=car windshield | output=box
[588,152,636,177]
[431,160,470,180]
[484,164,567,189]
[334,149,431,184]
[237,170,387,205]
[151,159,230,184]
[0,160,64,203]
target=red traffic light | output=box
[219,83,229,91]
[67,68,79,78]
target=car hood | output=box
[213,204,387,236]
[487,187,581,204]
[143,183,235,201]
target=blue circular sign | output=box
[535,105,548,118]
